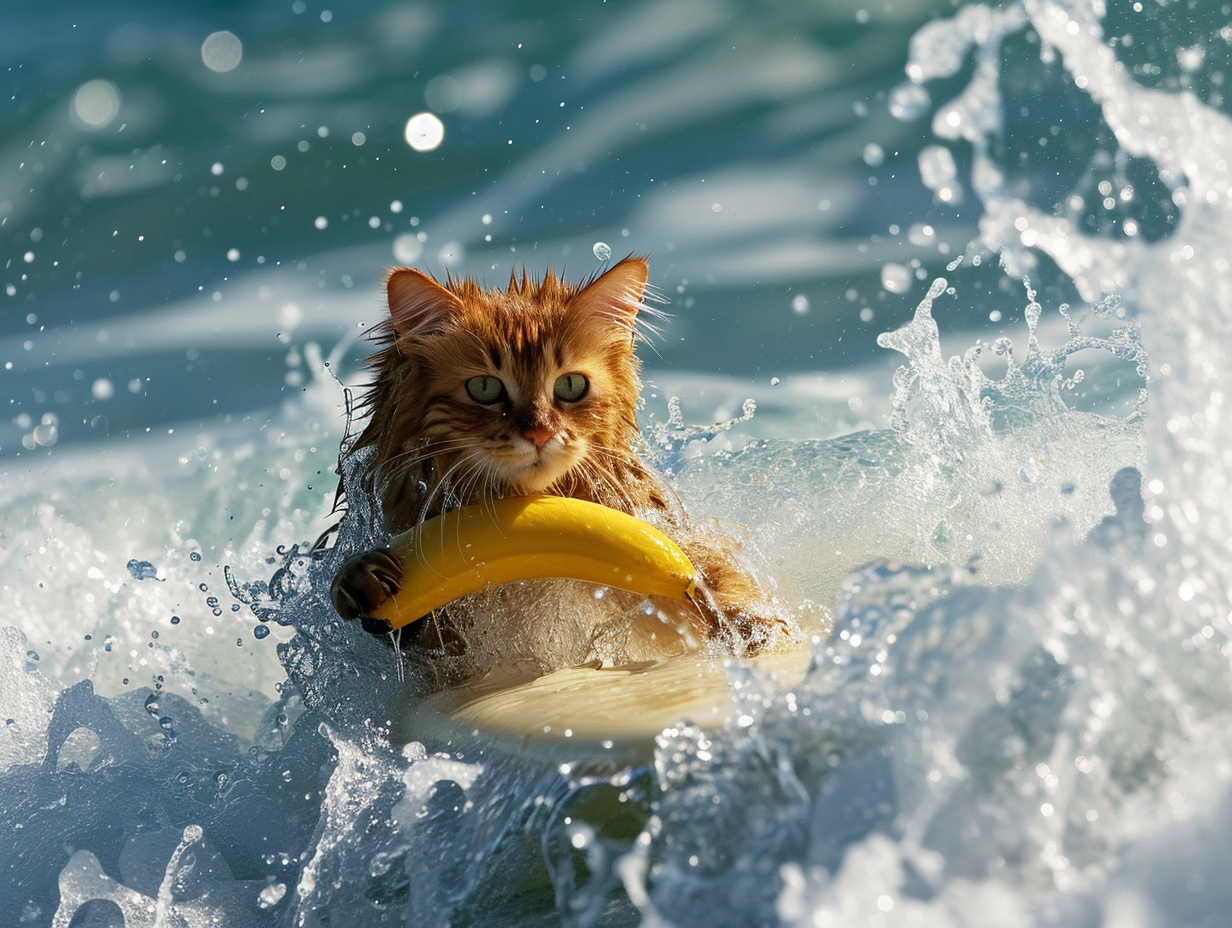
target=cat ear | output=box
[386,268,461,349]
[570,255,648,331]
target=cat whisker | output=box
[573,455,639,516]
[388,626,404,682]
[459,463,499,544]
[412,450,487,565]
[588,443,673,495]
[375,435,478,476]
[370,437,480,498]
[420,452,470,502]
[377,436,484,504]
[417,450,484,521]
[442,457,505,569]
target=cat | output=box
[330,255,788,679]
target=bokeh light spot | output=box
[405,112,445,152]
[71,80,121,129]
[202,31,243,73]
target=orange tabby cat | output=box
[330,255,785,672]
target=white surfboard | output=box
[411,646,811,758]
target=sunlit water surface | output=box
[4,1,1232,925]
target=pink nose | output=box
[522,423,554,449]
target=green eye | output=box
[466,375,506,404]
[553,372,589,402]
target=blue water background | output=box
[2,0,979,455]
[5,0,1232,925]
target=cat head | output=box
[357,256,655,510]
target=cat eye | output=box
[553,372,589,402]
[466,375,507,405]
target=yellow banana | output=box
[369,495,699,629]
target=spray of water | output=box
[10,1,1232,925]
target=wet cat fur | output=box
[331,255,785,667]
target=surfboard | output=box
[410,645,811,759]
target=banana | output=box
[369,495,699,629]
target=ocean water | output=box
[4,0,1231,925]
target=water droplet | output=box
[1177,44,1205,74]
[257,877,288,907]
[405,112,445,152]
[437,242,464,266]
[880,263,913,294]
[907,223,936,247]
[393,233,423,264]
[127,559,160,581]
[888,81,931,120]
[201,30,243,74]
[190,551,202,562]
[791,294,810,315]
[593,241,612,261]
[918,145,961,203]
[170,615,181,625]
[71,79,121,130]
[862,143,885,167]
[32,417,58,446]
[253,624,271,640]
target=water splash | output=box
[125,559,162,581]
[645,395,758,472]
[877,274,1148,462]
[9,2,1232,925]
[913,0,1232,700]
[722,2,1232,925]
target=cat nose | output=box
[521,423,554,449]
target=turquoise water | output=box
[5,1,1232,925]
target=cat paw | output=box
[330,548,402,622]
